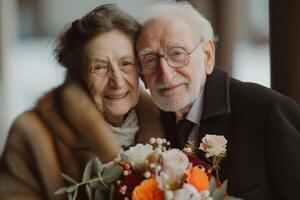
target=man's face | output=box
[136,15,215,112]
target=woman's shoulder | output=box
[8,110,53,144]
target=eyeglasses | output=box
[89,60,137,78]
[138,39,203,75]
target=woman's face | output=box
[84,30,139,125]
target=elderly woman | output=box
[0,4,163,200]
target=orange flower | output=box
[186,166,209,192]
[132,178,164,200]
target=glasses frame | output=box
[138,38,204,75]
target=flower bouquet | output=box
[55,135,242,200]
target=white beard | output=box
[150,76,200,112]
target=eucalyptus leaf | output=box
[66,185,77,193]
[90,179,101,188]
[67,192,73,200]
[54,187,68,195]
[110,184,115,200]
[94,157,103,174]
[102,164,123,183]
[209,176,217,193]
[85,184,93,200]
[72,189,78,200]
[83,158,94,181]
[90,182,109,191]
[95,188,107,200]
[61,172,77,184]
[212,180,228,200]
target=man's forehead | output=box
[137,20,196,52]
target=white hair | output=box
[138,0,215,42]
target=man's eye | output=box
[144,55,157,63]
[168,49,185,57]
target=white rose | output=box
[120,143,153,171]
[199,134,227,157]
[174,184,201,200]
[161,149,189,185]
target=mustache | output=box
[154,76,189,89]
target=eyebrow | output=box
[119,55,135,61]
[88,57,107,63]
[88,55,135,64]
[138,48,154,57]
[138,41,189,57]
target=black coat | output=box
[161,68,300,200]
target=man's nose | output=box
[158,57,176,84]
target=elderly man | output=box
[135,2,300,200]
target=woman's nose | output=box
[108,67,125,88]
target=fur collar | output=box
[35,86,88,149]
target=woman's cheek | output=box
[87,78,106,113]
[92,94,104,113]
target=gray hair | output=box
[138,1,215,42]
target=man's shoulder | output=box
[229,77,286,103]
[226,76,300,116]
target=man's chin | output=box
[153,96,190,112]
[152,89,198,112]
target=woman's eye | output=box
[121,61,134,67]
[94,65,108,70]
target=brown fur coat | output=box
[0,85,163,199]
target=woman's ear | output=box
[204,40,215,75]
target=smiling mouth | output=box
[105,92,129,100]
[160,83,184,94]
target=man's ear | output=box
[204,40,215,75]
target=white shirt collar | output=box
[186,89,204,125]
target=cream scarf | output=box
[106,109,139,148]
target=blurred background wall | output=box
[0,0,271,154]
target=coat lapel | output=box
[194,68,231,156]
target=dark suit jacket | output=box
[161,68,300,200]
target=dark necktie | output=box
[175,118,195,149]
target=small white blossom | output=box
[144,171,151,178]
[149,137,156,144]
[165,190,174,200]
[156,138,163,145]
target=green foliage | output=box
[110,184,115,200]
[212,180,228,200]
[94,188,107,200]
[61,172,77,184]
[54,157,122,200]
[54,187,68,195]
[102,164,123,184]
[85,184,93,200]
[209,176,217,193]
